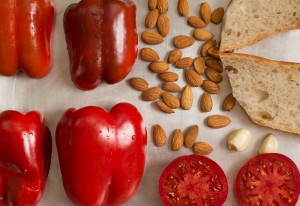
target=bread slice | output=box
[221,52,300,134]
[220,0,300,52]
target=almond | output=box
[173,35,195,49]
[222,93,236,111]
[168,49,182,64]
[184,125,199,148]
[193,29,214,41]
[145,9,159,28]
[187,16,206,28]
[175,57,193,69]
[171,129,184,151]
[205,68,223,83]
[141,30,164,45]
[161,92,180,109]
[148,0,157,10]
[202,80,220,94]
[193,57,206,74]
[158,72,179,82]
[200,92,212,112]
[140,48,159,62]
[148,61,169,73]
[129,77,149,91]
[142,87,162,101]
[178,0,189,16]
[181,85,193,110]
[207,47,221,60]
[205,58,223,73]
[193,142,213,155]
[157,14,170,37]
[211,8,224,24]
[200,40,217,57]
[157,0,168,14]
[155,101,175,113]
[153,124,166,146]
[199,2,211,24]
[207,115,231,128]
[185,68,203,87]
[162,82,182,92]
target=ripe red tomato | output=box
[159,154,228,206]
[236,153,300,206]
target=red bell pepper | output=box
[0,0,55,78]
[0,110,52,205]
[64,0,138,90]
[56,103,147,205]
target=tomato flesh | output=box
[159,155,228,206]
[236,153,300,206]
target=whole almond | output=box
[157,0,168,14]
[141,30,164,45]
[145,9,159,28]
[161,92,180,109]
[207,115,231,128]
[223,93,236,111]
[155,101,175,113]
[184,125,199,148]
[140,48,160,62]
[185,68,203,87]
[153,124,166,146]
[187,16,206,28]
[181,85,193,110]
[142,87,162,101]
[193,142,213,155]
[162,82,182,92]
[173,35,195,49]
[178,0,189,16]
[207,47,221,60]
[205,68,223,83]
[199,2,211,24]
[129,77,149,91]
[158,72,179,82]
[205,58,223,73]
[171,129,184,151]
[148,61,169,73]
[202,80,220,94]
[201,40,217,57]
[193,57,206,74]
[175,57,193,69]
[148,0,157,10]
[157,14,170,37]
[168,49,182,64]
[211,8,224,24]
[193,29,214,41]
[200,92,212,112]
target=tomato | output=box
[236,153,300,206]
[159,154,228,206]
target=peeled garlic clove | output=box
[258,134,278,154]
[228,128,251,151]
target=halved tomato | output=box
[236,153,300,206]
[159,154,228,206]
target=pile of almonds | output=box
[129,0,237,154]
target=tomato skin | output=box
[159,154,228,206]
[236,153,300,206]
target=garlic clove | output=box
[228,128,251,152]
[258,133,278,154]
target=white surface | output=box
[0,0,299,205]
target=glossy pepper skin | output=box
[64,0,138,90]
[0,110,52,205]
[0,0,55,78]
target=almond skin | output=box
[184,125,199,148]
[211,8,224,24]
[205,58,223,73]
[178,0,189,16]
[140,48,159,62]
[142,87,162,101]
[145,9,159,28]
[155,101,175,113]
[161,92,180,109]
[201,40,217,57]
[187,16,206,28]
[202,80,220,94]
[199,2,211,24]
[193,29,214,41]
[173,35,195,49]
[153,124,166,146]
[207,47,221,60]
[193,57,206,74]
[162,82,182,92]
[141,30,164,45]
[222,93,236,111]
[205,68,223,83]
[185,68,203,87]
[158,72,179,82]
[200,92,212,112]
[168,49,182,64]
[129,77,149,91]
[148,0,157,10]
[148,61,169,73]
[157,0,168,14]
[157,14,170,37]
[193,142,213,155]
[181,85,193,110]
[175,57,193,69]
[207,115,231,128]
[171,129,184,151]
